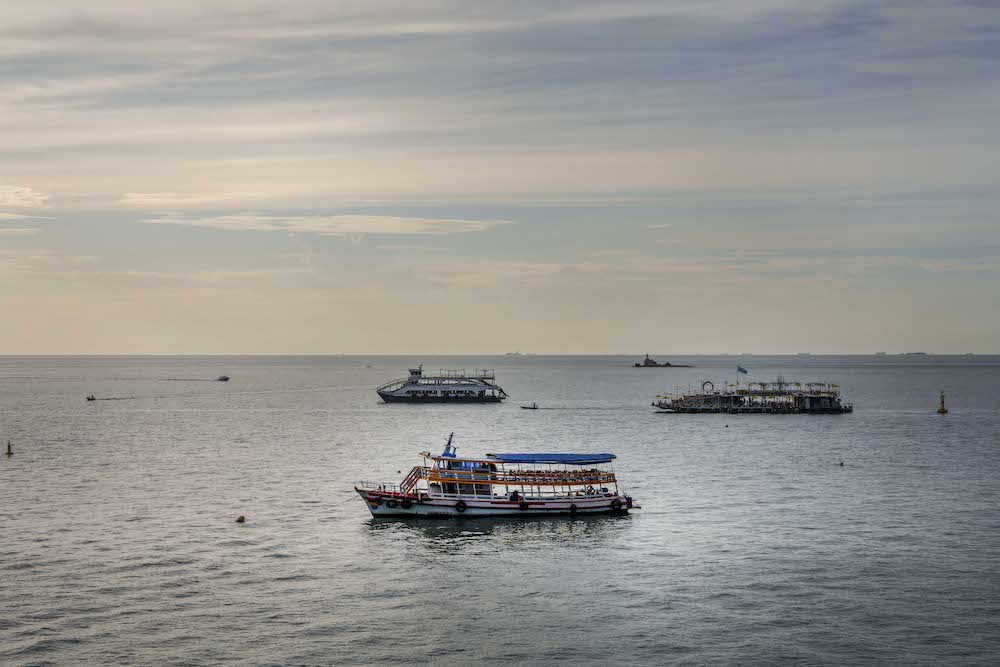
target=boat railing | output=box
[357,480,404,493]
[427,469,616,486]
[427,488,618,501]
[376,378,409,393]
[399,466,423,493]
[436,368,496,382]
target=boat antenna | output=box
[442,432,456,457]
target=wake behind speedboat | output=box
[376,365,507,403]
[355,434,638,517]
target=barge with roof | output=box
[376,365,507,403]
[654,377,853,414]
[355,434,637,517]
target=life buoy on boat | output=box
[611,498,623,511]
[586,485,596,495]
[455,500,467,513]
[569,504,578,514]
[519,501,529,511]
[386,499,398,509]
[401,499,413,510]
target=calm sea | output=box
[2,355,999,665]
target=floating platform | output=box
[654,377,852,414]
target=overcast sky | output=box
[2,0,998,353]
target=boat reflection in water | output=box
[366,513,633,554]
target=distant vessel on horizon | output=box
[633,355,691,368]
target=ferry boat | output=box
[376,366,507,403]
[355,434,638,517]
[654,377,853,414]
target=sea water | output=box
[2,355,999,664]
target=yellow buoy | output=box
[937,391,949,414]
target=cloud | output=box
[0,212,51,220]
[121,192,268,207]
[0,227,40,236]
[0,185,49,208]
[141,213,511,236]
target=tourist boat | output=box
[653,377,853,414]
[355,434,638,517]
[376,365,507,403]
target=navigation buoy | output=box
[937,391,949,414]
[840,460,844,467]
[236,515,245,523]
[5,441,11,457]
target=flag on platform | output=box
[737,365,749,374]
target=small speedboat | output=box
[86,395,96,401]
[521,403,539,410]
[217,376,230,382]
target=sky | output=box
[1,0,999,354]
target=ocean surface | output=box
[2,355,999,665]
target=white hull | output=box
[356,489,630,518]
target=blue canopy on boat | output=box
[487,453,616,465]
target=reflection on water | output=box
[367,514,633,553]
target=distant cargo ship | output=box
[653,377,852,414]
[633,355,691,368]
[377,366,507,403]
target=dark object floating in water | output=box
[937,390,949,414]
[522,403,539,410]
[86,395,96,401]
[5,441,11,456]
[634,355,691,368]
[217,376,230,382]
[236,515,245,523]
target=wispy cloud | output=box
[0,212,51,220]
[121,192,268,208]
[0,185,49,208]
[0,227,40,236]
[141,213,511,236]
